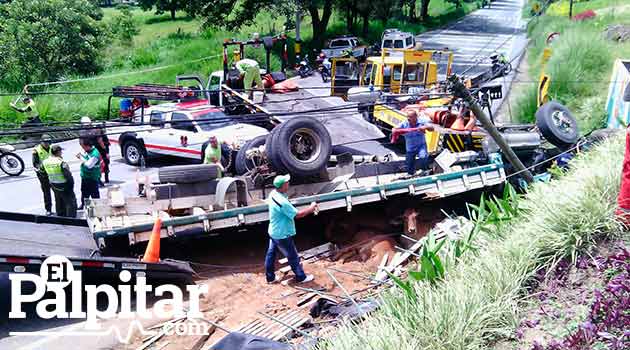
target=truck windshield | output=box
[383,39,393,48]
[194,110,235,131]
[209,75,221,91]
[394,40,404,48]
[330,40,350,48]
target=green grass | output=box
[319,135,626,350]
[0,0,480,127]
[514,5,630,132]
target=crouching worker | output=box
[265,174,318,284]
[394,109,434,175]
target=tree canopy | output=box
[0,0,105,90]
[138,0,201,20]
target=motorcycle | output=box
[315,55,332,83]
[490,53,512,78]
[297,54,314,78]
[0,144,25,176]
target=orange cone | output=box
[142,217,162,263]
[615,130,630,227]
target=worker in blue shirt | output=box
[265,174,318,284]
[395,109,434,175]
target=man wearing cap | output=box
[394,109,434,175]
[76,138,101,210]
[265,174,318,284]
[43,145,77,217]
[32,134,53,215]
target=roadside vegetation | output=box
[0,0,482,127]
[319,134,626,349]
[513,0,630,133]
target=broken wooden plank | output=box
[270,317,310,341]
[190,322,218,350]
[296,292,318,307]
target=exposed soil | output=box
[114,196,472,350]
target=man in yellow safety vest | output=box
[32,134,53,215]
[43,145,77,217]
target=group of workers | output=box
[20,96,111,218]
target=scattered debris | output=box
[605,24,630,42]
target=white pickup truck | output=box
[113,100,269,170]
[321,36,367,60]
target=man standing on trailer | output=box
[394,109,434,175]
[43,145,77,217]
[265,174,317,284]
[32,134,53,216]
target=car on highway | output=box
[114,100,270,169]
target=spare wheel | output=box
[269,117,332,177]
[535,101,579,148]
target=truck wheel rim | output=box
[551,110,573,135]
[289,128,321,163]
[1,154,21,175]
[126,145,140,164]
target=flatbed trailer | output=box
[0,212,194,285]
[87,160,506,249]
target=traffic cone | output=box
[615,130,630,228]
[142,217,162,263]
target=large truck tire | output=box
[535,101,579,148]
[266,124,288,174]
[268,117,332,177]
[235,135,268,175]
[158,164,221,184]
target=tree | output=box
[138,0,199,20]
[420,0,431,21]
[200,0,334,50]
[0,0,105,90]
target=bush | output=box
[109,7,140,45]
[130,48,159,68]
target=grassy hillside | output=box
[513,0,630,133]
[0,0,480,127]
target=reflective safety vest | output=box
[43,156,66,185]
[35,145,51,162]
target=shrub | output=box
[130,48,159,68]
[109,7,140,45]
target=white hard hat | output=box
[80,116,92,124]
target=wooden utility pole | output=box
[295,10,302,63]
[448,76,534,183]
